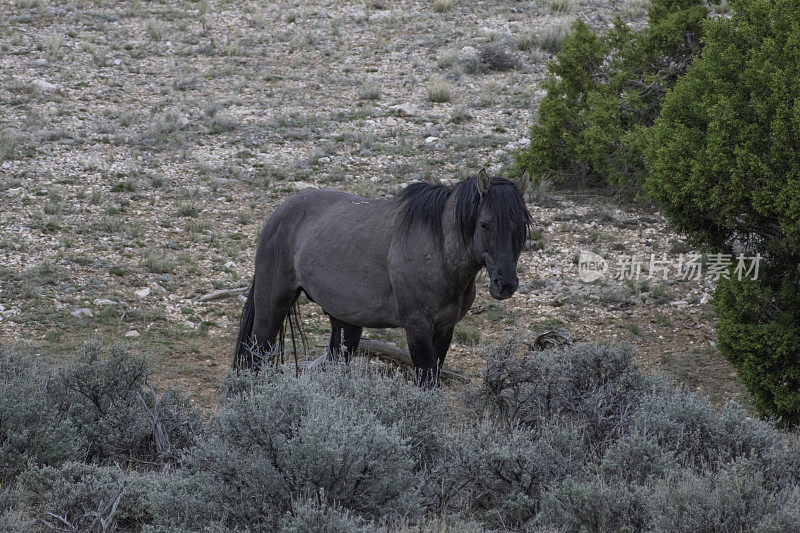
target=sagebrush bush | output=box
[514,0,707,186]
[19,462,155,531]
[0,349,78,484]
[645,0,800,424]
[279,497,372,533]
[480,340,662,448]
[54,342,204,464]
[5,342,800,530]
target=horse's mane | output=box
[396,176,531,254]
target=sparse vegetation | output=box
[0,3,782,527]
[465,42,517,73]
[546,0,573,14]
[427,77,452,103]
[433,0,455,13]
[536,22,569,54]
[359,80,381,101]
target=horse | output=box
[234,168,531,386]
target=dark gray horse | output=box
[235,169,531,385]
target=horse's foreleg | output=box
[404,318,439,387]
[433,327,454,371]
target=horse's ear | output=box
[515,169,530,196]
[477,168,491,197]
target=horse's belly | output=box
[298,271,401,328]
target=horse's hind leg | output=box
[250,276,299,370]
[328,316,363,363]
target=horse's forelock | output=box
[398,176,531,251]
[479,178,532,255]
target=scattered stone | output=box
[93,299,116,306]
[390,103,417,117]
[134,288,151,298]
[149,282,167,294]
[124,330,140,338]
[460,45,478,59]
[71,308,93,318]
[31,78,58,92]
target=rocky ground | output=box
[0,0,747,408]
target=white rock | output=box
[700,293,710,304]
[149,282,166,294]
[134,288,151,298]
[390,103,417,117]
[93,299,116,306]
[671,300,689,306]
[71,308,93,318]
[224,261,236,269]
[425,136,439,143]
[124,330,140,338]
[369,11,393,23]
[33,58,48,67]
[31,78,58,92]
[460,46,478,58]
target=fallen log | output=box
[357,339,470,382]
[281,340,470,382]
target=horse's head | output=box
[472,169,531,299]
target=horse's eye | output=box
[480,221,490,231]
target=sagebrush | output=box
[1,341,798,531]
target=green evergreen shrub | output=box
[513,0,707,186]
[644,0,800,424]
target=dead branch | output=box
[197,286,249,302]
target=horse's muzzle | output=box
[489,276,518,300]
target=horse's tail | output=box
[234,281,307,374]
[284,296,307,376]
[233,280,256,371]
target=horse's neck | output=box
[441,199,482,286]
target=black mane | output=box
[397,176,531,254]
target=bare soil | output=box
[0,0,748,409]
